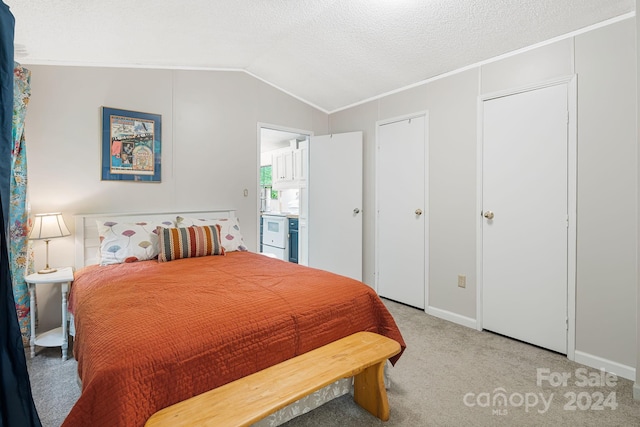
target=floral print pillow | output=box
[97,220,173,265]
[175,216,248,252]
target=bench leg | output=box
[353,361,390,421]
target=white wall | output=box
[24,66,328,330]
[329,70,478,319]
[330,18,638,378]
[574,19,637,374]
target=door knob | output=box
[415,209,423,216]
[483,211,494,220]
[353,208,360,214]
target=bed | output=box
[63,210,406,427]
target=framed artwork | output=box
[101,107,161,182]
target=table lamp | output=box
[29,212,71,274]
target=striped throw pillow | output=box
[157,225,225,262]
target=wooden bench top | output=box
[145,331,401,427]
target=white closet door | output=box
[377,115,427,309]
[308,132,363,281]
[482,84,568,354]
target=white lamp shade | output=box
[29,213,71,240]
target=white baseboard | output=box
[425,306,477,329]
[573,350,635,381]
[423,309,638,386]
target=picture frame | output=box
[101,107,162,182]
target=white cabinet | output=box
[272,149,294,186]
[295,141,308,186]
[272,151,284,181]
[283,150,294,181]
[272,143,307,189]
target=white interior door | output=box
[482,84,568,354]
[308,132,363,281]
[377,115,427,309]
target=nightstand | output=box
[25,267,74,361]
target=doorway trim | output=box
[256,122,313,253]
[475,75,577,361]
[374,111,429,310]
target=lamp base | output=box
[38,267,58,274]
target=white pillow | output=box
[97,219,173,265]
[175,216,248,252]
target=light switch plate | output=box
[458,275,466,288]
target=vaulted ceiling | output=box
[6,0,635,113]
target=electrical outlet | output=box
[458,275,466,288]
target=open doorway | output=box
[258,124,310,265]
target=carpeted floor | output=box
[27,299,640,426]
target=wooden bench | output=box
[145,331,401,427]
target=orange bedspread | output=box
[63,252,405,427]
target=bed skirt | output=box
[256,362,391,426]
[254,378,352,426]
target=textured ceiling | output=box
[5,0,635,113]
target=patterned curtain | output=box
[1,1,42,425]
[10,62,32,344]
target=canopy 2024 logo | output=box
[463,368,618,416]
